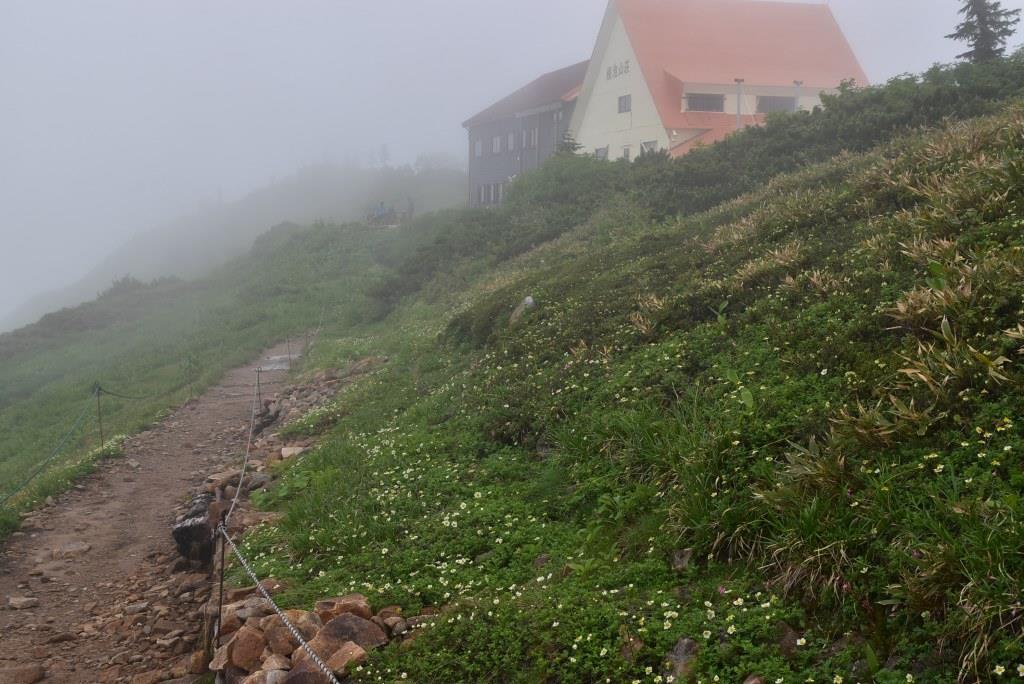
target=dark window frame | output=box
[618,94,632,114]
[756,95,798,114]
[685,93,726,112]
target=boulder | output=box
[326,641,367,676]
[294,614,386,666]
[0,665,46,684]
[280,447,307,460]
[265,610,322,656]
[315,594,372,622]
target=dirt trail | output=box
[0,343,295,683]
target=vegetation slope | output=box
[4,56,1024,682]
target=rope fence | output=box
[210,358,342,684]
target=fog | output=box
[1,0,1021,329]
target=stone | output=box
[383,616,408,636]
[130,673,163,684]
[325,641,367,676]
[315,593,372,622]
[229,625,268,672]
[0,664,46,684]
[8,596,39,610]
[671,548,694,572]
[283,659,332,683]
[376,605,403,620]
[52,541,92,559]
[188,650,210,674]
[225,585,258,603]
[280,447,307,460]
[509,296,537,324]
[243,671,290,684]
[777,621,801,658]
[663,637,699,681]
[265,610,322,656]
[210,643,231,671]
[262,654,292,670]
[124,601,150,615]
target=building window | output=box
[529,127,539,149]
[594,146,609,160]
[508,132,515,151]
[685,93,726,112]
[756,95,798,114]
[497,183,504,204]
[492,136,502,154]
[477,185,485,205]
[474,139,483,158]
[521,130,527,149]
[622,146,632,162]
[618,94,632,113]
[641,140,658,155]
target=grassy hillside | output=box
[4,57,1024,681]
[244,119,1024,679]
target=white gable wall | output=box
[569,6,668,160]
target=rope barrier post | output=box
[215,516,227,648]
[256,368,262,406]
[95,385,105,447]
[286,337,293,365]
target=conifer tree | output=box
[947,0,1021,63]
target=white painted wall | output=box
[570,9,669,160]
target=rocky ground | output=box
[0,343,360,684]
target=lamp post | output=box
[734,78,745,130]
[794,80,804,112]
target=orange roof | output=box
[616,0,868,141]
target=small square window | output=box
[594,146,609,160]
[618,95,632,113]
[641,140,658,155]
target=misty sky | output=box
[1,0,1022,324]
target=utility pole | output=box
[734,78,745,130]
